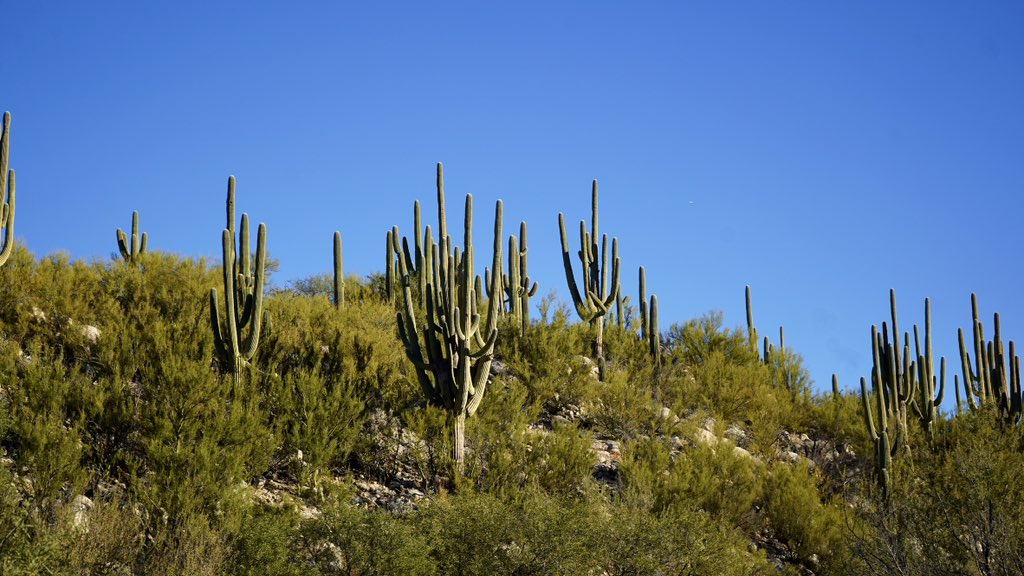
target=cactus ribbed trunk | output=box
[593,316,606,380]
[452,413,466,470]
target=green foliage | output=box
[305,494,435,576]
[228,504,309,576]
[499,302,594,411]
[763,461,846,567]
[417,489,601,576]
[267,366,365,489]
[602,500,767,576]
[620,434,764,530]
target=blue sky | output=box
[3,2,1023,403]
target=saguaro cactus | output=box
[861,366,894,499]
[910,298,945,435]
[503,221,539,334]
[333,231,344,308]
[210,176,268,383]
[639,267,659,363]
[0,112,15,268]
[558,180,620,379]
[116,211,148,265]
[396,164,503,471]
[958,293,1021,422]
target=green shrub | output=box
[602,500,768,576]
[304,495,435,576]
[762,461,846,567]
[620,434,764,530]
[416,489,600,576]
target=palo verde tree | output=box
[0,111,15,268]
[209,176,268,384]
[396,163,503,471]
[558,180,620,379]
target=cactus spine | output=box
[0,112,15,268]
[210,176,268,383]
[558,180,620,379]
[333,231,344,308]
[116,211,148,265]
[396,164,503,471]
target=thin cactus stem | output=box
[0,112,15,268]
[333,231,344,308]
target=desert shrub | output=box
[261,292,415,413]
[2,344,89,511]
[266,366,365,491]
[602,500,767,576]
[589,369,660,440]
[762,460,847,567]
[499,302,594,411]
[401,403,454,491]
[303,495,435,576]
[526,421,594,499]
[619,434,764,531]
[416,489,601,576]
[228,503,310,576]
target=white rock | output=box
[81,325,101,345]
[71,494,94,530]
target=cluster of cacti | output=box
[333,231,344,308]
[0,112,15,268]
[956,293,1022,422]
[486,221,538,335]
[116,211,148,265]
[638,266,659,363]
[209,176,268,384]
[860,290,949,495]
[395,164,503,470]
[559,180,620,379]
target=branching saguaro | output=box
[0,112,15,268]
[396,164,503,471]
[559,180,620,379]
[210,176,268,384]
[957,293,1021,422]
[116,210,148,265]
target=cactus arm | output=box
[239,223,267,360]
[861,376,878,441]
[558,213,591,320]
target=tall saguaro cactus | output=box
[559,180,620,379]
[396,164,503,471]
[210,176,268,383]
[333,231,344,308]
[116,211,148,265]
[0,112,15,268]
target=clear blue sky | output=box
[3,2,1023,404]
